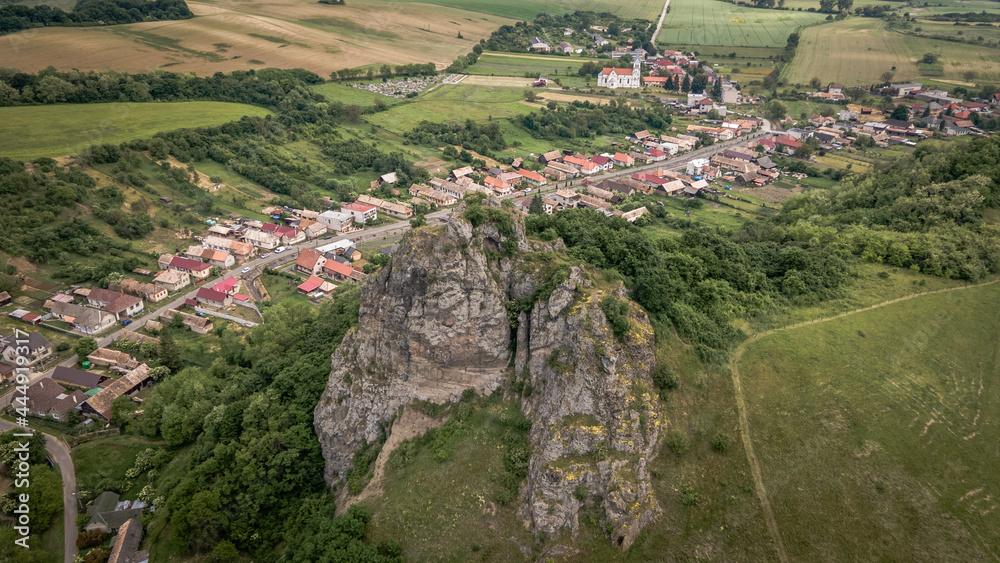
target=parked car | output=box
[275,246,286,253]
[241,266,251,273]
[261,253,270,258]
[121,319,132,326]
[195,312,207,317]
[524,188,532,193]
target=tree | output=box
[880,71,895,85]
[110,395,135,427]
[837,0,853,11]
[409,215,427,228]
[712,77,723,99]
[344,104,362,123]
[148,365,171,382]
[74,337,98,363]
[523,89,538,102]
[819,0,835,12]
[691,74,708,94]
[921,52,939,64]
[765,100,787,120]
[890,105,910,121]
[528,195,544,215]
[159,330,182,373]
[681,74,691,92]
[809,76,822,90]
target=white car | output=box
[261,253,270,258]
[524,188,532,194]
[241,266,251,274]
[275,246,286,253]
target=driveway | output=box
[0,419,77,563]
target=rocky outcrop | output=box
[314,200,664,549]
[514,268,663,549]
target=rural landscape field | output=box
[1,0,1000,561]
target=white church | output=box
[597,58,641,89]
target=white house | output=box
[598,58,641,89]
[317,210,354,232]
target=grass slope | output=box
[657,0,827,47]
[0,102,271,161]
[739,282,1000,560]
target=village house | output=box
[586,185,616,202]
[153,269,189,292]
[84,363,148,420]
[297,275,337,296]
[317,210,354,232]
[430,178,471,200]
[295,248,328,276]
[590,155,613,172]
[298,219,328,239]
[550,188,580,208]
[408,184,457,206]
[358,195,412,219]
[485,177,512,195]
[450,166,474,179]
[259,222,305,245]
[25,379,86,421]
[576,194,612,211]
[87,288,144,320]
[537,150,563,165]
[342,202,378,224]
[529,37,552,52]
[241,229,281,250]
[543,161,579,179]
[52,366,106,389]
[48,302,116,335]
[0,291,11,306]
[84,493,146,535]
[87,348,139,370]
[159,309,213,334]
[518,169,547,186]
[108,518,146,563]
[559,41,574,53]
[612,153,635,167]
[323,260,356,282]
[160,255,213,279]
[119,279,168,303]
[203,236,255,261]
[195,287,232,309]
[0,332,52,368]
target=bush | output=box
[600,296,631,340]
[680,485,699,506]
[76,530,107,549]
[55,342,71,352]
[665,429,690,455]
[651,363,679,391]
[711,432,731,453]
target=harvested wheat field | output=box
[459,75,537,87]
[0,0,512,75]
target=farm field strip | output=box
[387,0,666,20]
[658,0,827,47]
[0,101,271,161]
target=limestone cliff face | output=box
[314,202,663,549]
[515,268,663,549]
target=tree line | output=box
[520,98,673,140]
[0,0,192,36]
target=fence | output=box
[67,427,120,448]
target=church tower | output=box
[631,57,641,87]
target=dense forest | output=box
[0,0,192,36]
[128,290,404,560]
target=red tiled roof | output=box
[519,169,546,182]
[213,277,238,293]
[169,256,211,271]
[324,260,354,277]
[196,287,228,303]
[296,248,324,270]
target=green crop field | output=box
[657,0,828,47]
[783,17,1000,85]
[0,101,271,161]
[466,52,590,78]
[363,84,536,133]
[738,282,1000,560]
[391,0,665,21]
[311,82,403,107]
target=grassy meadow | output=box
[738,282,1000,560]
[783,17,1000,85]
[0,102,270,161]
[657,0,828,47]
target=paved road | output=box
[0,419,77,563]
[652,0,671,46]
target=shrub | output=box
[681,485,699,506]
[665,429,690,455]
[55,342,71,352]
[651,363,679,391]
[600,295,631,340]
[711,432,731,453]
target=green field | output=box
[363,84,536,133]
[783,17,1000,85]
[658,0,828,47]
[310,82,404,107]
[738,282,1000,560]
[391,0,665,21]
[466,52,590,78]
[0,102,272,161]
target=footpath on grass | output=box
[728,277,1000,563]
